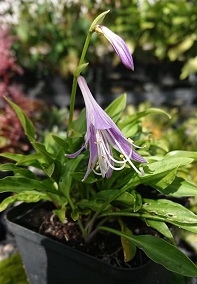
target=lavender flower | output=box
[95,25,134,70]
[66,76,146,181]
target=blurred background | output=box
[0,0,197,107]
[0,1,197,282]
[1,0,197,153]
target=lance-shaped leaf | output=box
[145,220,175,243]
[89,10,110,32]
[0,176,55,194]
[100,226,197,277]
[5,97,35,142]
[142,199,197,224]
[105,93,127,123]
[0,191,50,212]
[0,164,36,179]
[156,177,197,198]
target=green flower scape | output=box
[0,11,197,277]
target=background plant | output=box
[0,25,44,155]
[1,0,196,79]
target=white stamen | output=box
[100,143,126,171]
[91,129,144,177]
[108,130,144,175]
[96,132,109,177]
[92,168,103,176]
[101,132,127,165]
[94,130,129,174]
[128,138,146,149]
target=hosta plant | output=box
[0,11,197,278]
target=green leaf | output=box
[45,190,67,208]
[72,108,86,136]
[0,153,27,163]
[157,177,197,198]
[105,93,127,123]
[142,199,197,224]
[119,107,171,130]
[89,10,110,31]
[30,142,61,180]
[53,204,67,223]
[0,153,43,171]
[143,157,193,176]
[0,191,49,212]
[172,223,197,234]
[0,164,36,179]
[71,172,97,183]
[133,191,143,212]
[143,108,171,119]
[119,107,170,137]
[44,163,55,177]
[116,157,194,193]
[77,199,112,212]
[77,190,139,213]
[124,157,194,190]
[52,135,69,149]
[59,155,84,197]
[17,153,43,164]
[145,220,174,243]
[94,189,136,207]
[31,142,54,165]
[165,151,197,160]
[5,97,35,142]
[73,63,89,76]
[148,168,177,190]
[0,176,53,193]
[71,209,80,221]
[100,227,197,277]
[120,122,139,137]
[67,129,83,138]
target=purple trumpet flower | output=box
[95,25,134,70]
[66,76,146,181]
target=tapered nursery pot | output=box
[6,202,173,284]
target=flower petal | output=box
[78,76,111,130]
[96,25,134,70]
[68,76,146,180]
[131,150,147,163]
[66,131,90,158]
[82,125,98,181]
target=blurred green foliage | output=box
[131,102,197,184]
[2,0,197,78]
[0,253,28,284]
[11,0,93,76]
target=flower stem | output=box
[66,31,93,238]
[85,185,132,234]
[67,76,78,133]
[66,191,87,238]
[68,31,93,132]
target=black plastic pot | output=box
[6,202,173,284]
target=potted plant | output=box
[1,11,197,283]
